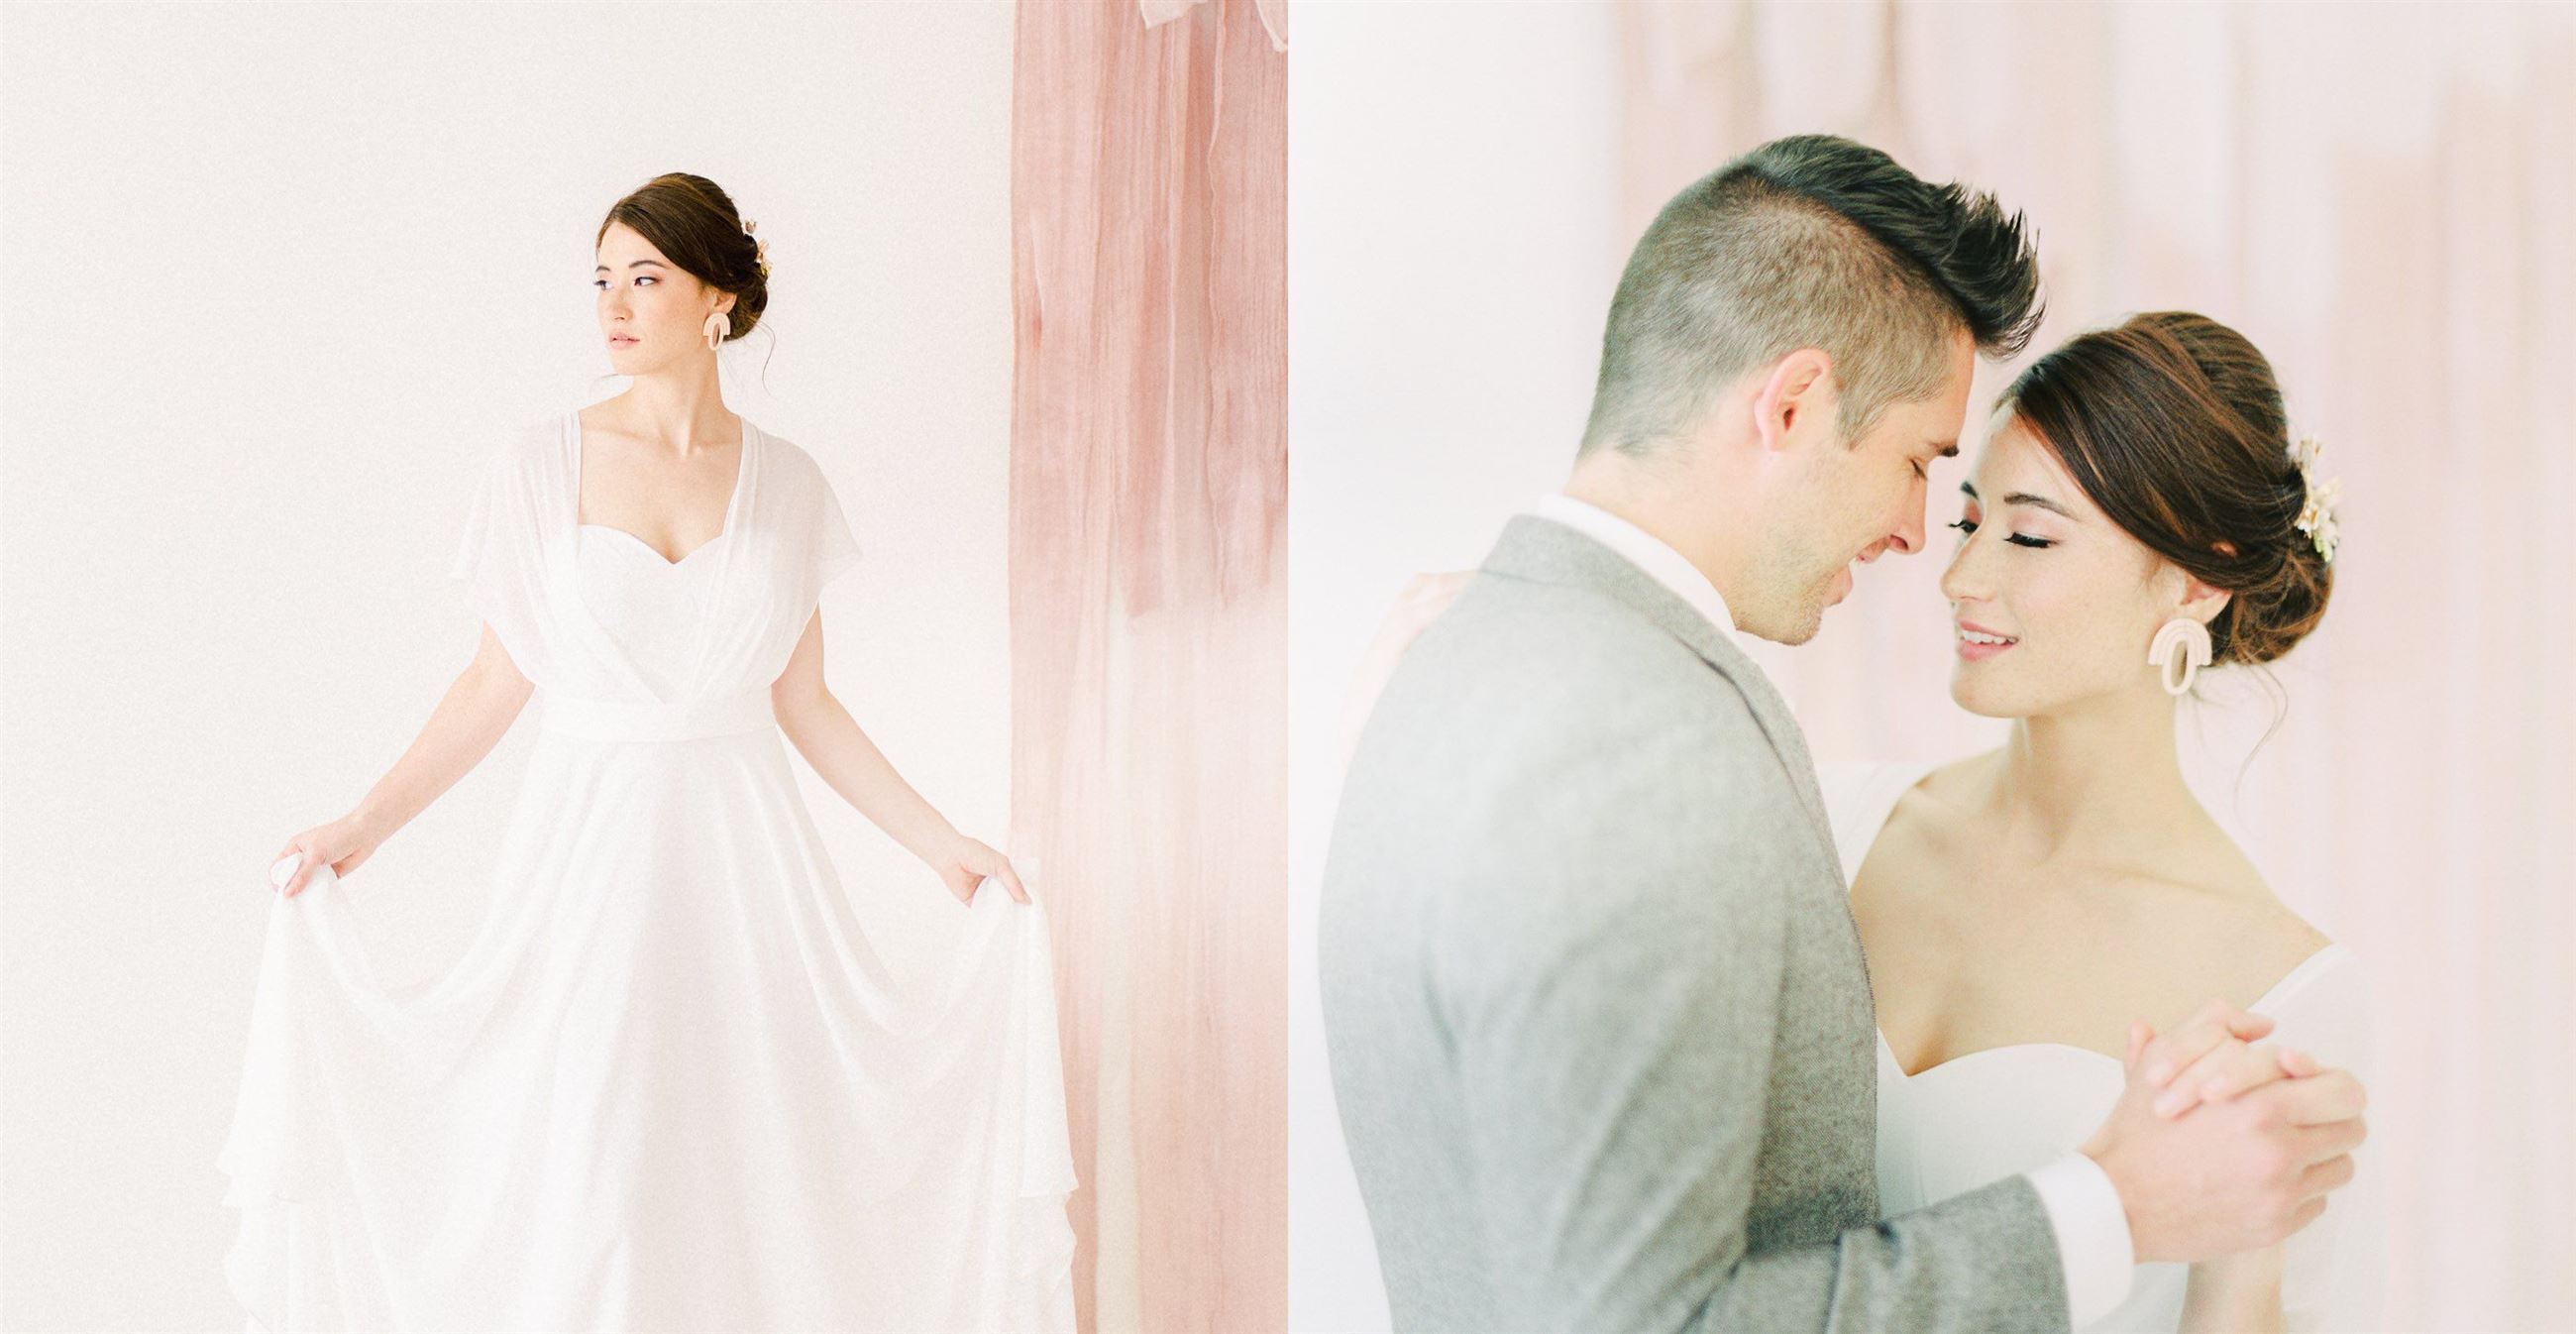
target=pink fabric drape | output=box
[1011,1,1287,1330]
[1617,4,2575,1329]
[1139,0,1286,51]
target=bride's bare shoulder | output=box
[1894,747,1998,822]
[1857,750,1991,878]
[2170,820,2337,982]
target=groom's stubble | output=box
[1708,333,1975,647]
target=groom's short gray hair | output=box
[1579,135,2043,459]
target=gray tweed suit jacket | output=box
[1319,514,2075,1333]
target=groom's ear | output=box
[1751,349,1837,455]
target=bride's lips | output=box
[1956,618,2019,661]
[609,333,639,348]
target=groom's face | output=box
[1739,327,1976,645]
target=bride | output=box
[1817,311,2377,1333]
[224,172,1076,1332]
[1342,310,2379,1333]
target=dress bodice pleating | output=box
[575,525,730,702]
[438,409,866,744]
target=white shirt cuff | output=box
[2024,1152,2135,1328]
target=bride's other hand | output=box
[934,834,1031,906]
[2150,1031,2318,1119]
[2128,997,2323,1118]
[2132,998,2275,1090]
[2083,1004,2367,1263]
[269,812,385,898]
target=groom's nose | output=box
[1865,506,1926,562]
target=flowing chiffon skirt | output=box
[219,704,1077,1332]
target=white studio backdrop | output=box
[0,3,1018,1327]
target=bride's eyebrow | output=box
[1960,480,2077,518]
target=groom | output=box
[1318,135,2369,1333]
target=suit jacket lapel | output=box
[1480,514,1836,857]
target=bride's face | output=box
[594,221,730,374]
[1939,413,2203,718]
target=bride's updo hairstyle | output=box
[595,172,770,342]
[1996,311,2332,667]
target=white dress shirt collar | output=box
[1525,493,1742,648]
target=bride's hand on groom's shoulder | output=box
[2080,999,2370,1265]
[1337,570,1477,767]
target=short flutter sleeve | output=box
[815,466,862,591]
[446,435,555,684]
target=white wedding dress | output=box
[219,409,1077,1333]
[1816,760,2384,1333]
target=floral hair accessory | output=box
[742,216,769,279]
[2290,434,2340,564]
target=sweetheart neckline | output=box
[1878,1032,2119,1081]
[1878,941,2353,1081]
[570,409,752,568]
[579,522,729,568]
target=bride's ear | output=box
[2180,541,2239,626]
[2158,553,2233,627]
[2178,577,2232,627]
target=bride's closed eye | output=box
[1947,517,2055,550]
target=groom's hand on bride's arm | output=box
[2079,999,2368,1265]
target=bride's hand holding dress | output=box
[933,833,1031,906]
[767,607,1031,908]
[270,812,381,900]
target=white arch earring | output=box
[701,310,731,350]
[2148,617,2213,696]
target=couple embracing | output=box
[1320,134,2375,1334]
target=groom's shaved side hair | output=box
[1579,135,2043,458]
